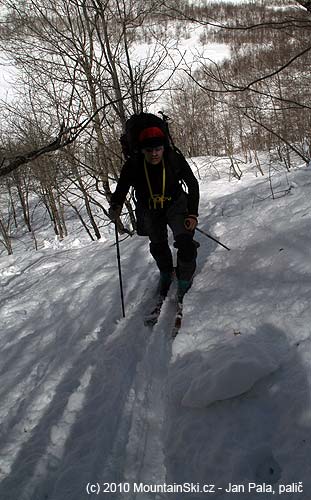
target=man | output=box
[109,125,199,301]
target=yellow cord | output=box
[144,159,171,209]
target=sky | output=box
[0,54,17,102]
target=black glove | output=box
[109,204,121,221]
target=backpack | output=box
[120,112,188,196]
[120,112,170,158]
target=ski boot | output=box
[177,279,192,303]
[158,271,173,297]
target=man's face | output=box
[142,145,164,165]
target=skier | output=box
[109,125,199,302]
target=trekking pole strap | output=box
[196,227,231,251]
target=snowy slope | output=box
[1,159,311,500]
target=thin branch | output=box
[0,84,175,178]
[185,42,311,101]
[221,44,311,92]
[162,0,311,31]
[244,112,309,163]
[296,1,311,13]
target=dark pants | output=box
[137,193,197,281]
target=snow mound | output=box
[179,334,281,408]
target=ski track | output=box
[30,281,173,500]
[97,286,178,500]
[119,291,177,500]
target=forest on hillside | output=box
[0,0,310,253]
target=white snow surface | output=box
[1,158,311,499]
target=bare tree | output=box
[163,0,311,166]
[0,187,14,254]
[0,0,181,241]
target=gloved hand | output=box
[184,215,198,231]
[109,204,122,221]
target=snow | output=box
[1,156,311,499]
[177,334,281,408]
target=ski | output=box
[171,301,183,338]
[144,293,166,327]
[144,272,175,327]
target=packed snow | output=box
[1,154,311,500]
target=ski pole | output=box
[196,227,231,251]
[115,222,126,317]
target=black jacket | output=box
[111,149,199,215]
